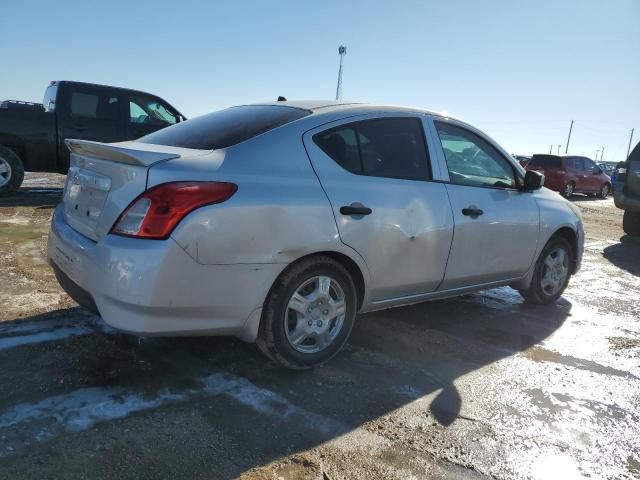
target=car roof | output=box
[245,99,446,118]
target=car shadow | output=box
[603,235,640,276]
[569,194,607,202]
[0,186,63,209]
[0,288,571,478]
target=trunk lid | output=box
[62,139,207,241]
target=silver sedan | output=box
[48,101,584,369]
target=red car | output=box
[526,154,612,198]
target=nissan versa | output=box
[48,101,585,369]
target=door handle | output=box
[340,203,372,216]
[462,207,483,217]
[71,125,87,132]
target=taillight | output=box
[111,181,237,239]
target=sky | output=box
[1,0,639,160]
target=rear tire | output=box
[623,211,640,236]
[519,236,573,305]
[258,255,357,370]
[0,146,25,196]
[562,182,575,198]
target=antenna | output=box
[335,45,347,101]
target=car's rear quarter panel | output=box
[154,120,371,296]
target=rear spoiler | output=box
[65,139,181,167]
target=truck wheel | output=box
[258,255,357,370]
[623,211,640,236]
[0,146,25,195]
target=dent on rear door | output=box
[302,115,455,301]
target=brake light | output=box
[111,181,237,239]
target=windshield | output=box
[138,105,311,150]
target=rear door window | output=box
[564,157,580,170]
[314,117,432,181]
[70,92,119,121]
[138,105,310,150]
[583,158,597,173]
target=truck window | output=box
[129,94,177,126]
[43,85,58,112]
[71,92,119,120]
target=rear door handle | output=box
[462,207,483,217]
[340,203,372,216]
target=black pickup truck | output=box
[0,81,185,194]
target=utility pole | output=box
[335,46,347,101]
[600,147,605,161]
[595,149,599,160]
[565,120,574,154]
[557,144,561,155]
[549,144,553,154]
[627,128,635,159]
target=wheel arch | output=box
[270,250,367,311]
[549,226,579,273]
[0,135,26,164]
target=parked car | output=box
[597,161,617,175]
[610,161,626,193]
[47,101,584,369]
[526,154,612,198]
[0,81,185,195]
[614,142,640,235]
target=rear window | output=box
[529,155,562,169]
[137,105,311,150]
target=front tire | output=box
[519,236,573,304]
[598,183,610,199]
[623,211,640,236]
[0,146,25,196]
[258,255,357,370]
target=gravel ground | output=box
[0,173,639,479]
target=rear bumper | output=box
[614,191,640,212]
[47,205,284,341]
[49,260,99,315]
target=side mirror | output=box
[523,170,544,191]
[593,168,602,175]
